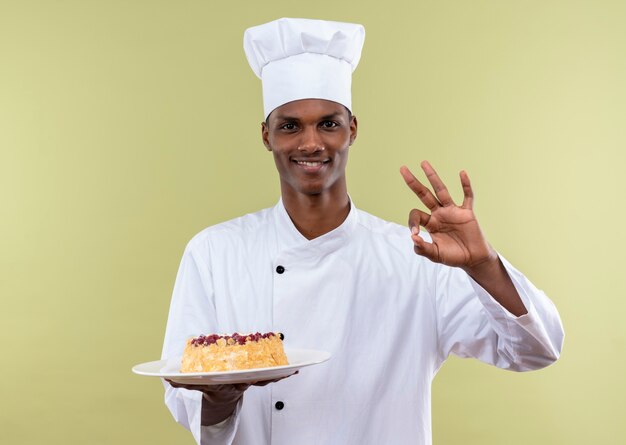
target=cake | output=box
[180,332,289,372]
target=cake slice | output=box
[180,332,288,372]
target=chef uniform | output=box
[161,18,564,445]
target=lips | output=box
[295,160,327,166]
[292,158,330,173]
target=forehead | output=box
[269,99,349,121]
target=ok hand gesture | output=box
[400,161,497,273]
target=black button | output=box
[275,401,285,410]
[276,265,285,274]
[279,333,284,341]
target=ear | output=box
[261,121,272,151]
[349,115,358,146]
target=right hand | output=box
[165,371,297,396]
[165,372,297,425]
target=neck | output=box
[281,188,350,240]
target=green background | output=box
[1,1,624,443]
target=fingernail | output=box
[411,226,418,235]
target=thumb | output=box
[412,234,440,263]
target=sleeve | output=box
[161,239,242,444]
[435,254,564,371]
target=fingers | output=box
[412,233,441,263]
[400,165,441,211]
[408,208,430,231]
[401,162,474,210]
[408,208,439,262]
[165,379,251,394]
[165,370,299,391]
[460,170,474,209]
[420,160,454,206]
[252,370,299,387]
[252,379,282,387]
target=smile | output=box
[292,159,330,173]
[295,160,329,166]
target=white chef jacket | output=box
[161,199,564,445]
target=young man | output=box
[161,18,563,444]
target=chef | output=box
[161,17,564,445]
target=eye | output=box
[279,122,297,131]
[321,121,339,129]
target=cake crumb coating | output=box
[181,332,289,372]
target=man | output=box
[161,18,563,444]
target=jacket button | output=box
[276,265,285,274]
[275,401,285,410]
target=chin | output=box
[298,186,325,196]
[282,176,343,197]
[288,179,326,196]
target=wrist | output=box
[462,250,500,279]
[201,391,243,426]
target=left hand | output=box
[400,161,498,272]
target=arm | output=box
[463,254,527,317]
[400,161,563,368]
[400,161,527,316]
[161,240,242,444]
[435,254,563,370]
[162,238,296,442]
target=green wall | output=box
[1,1,624,443]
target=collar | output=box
[272,196,359,256]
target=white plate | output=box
[132,348,331,385]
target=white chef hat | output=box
[243,17,366,119]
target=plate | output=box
[132,348,331,385]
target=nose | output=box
[298,127,324,153]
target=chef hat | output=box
[243,17,365,119]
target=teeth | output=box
[297,161,322,166]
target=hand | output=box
[165,380,250,400]
[166,371,297,426]
[400,161,497,272]
[166,380,250,426]
[165,372,296,397]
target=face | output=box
[262,99,358,199]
